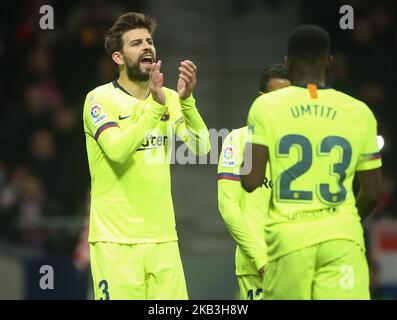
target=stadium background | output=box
[0,0,395,299]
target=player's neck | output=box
[117,72,150,100]
[291,74,326,86]
[290,67,326,86]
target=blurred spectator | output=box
[17,174,46,250]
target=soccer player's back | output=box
[242,25,382,300]
[249,84,379,258]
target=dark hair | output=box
[259,63,289,93]
[104,12,157,56]
[287,25,330,63]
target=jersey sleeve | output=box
[83,89,166,164]
[247,97,269,147]
[217,131,268,270]
[173,93,211,156]
[355,109,382,171]
[83,89,119,139]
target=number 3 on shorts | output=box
[98,279,110,300]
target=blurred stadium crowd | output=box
[0,0,140,254]
[0,0,395,297]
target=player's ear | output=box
[112,51,124,66]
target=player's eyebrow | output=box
[129,37,153,45]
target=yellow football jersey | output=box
[83,81,210,244]
[247,84,382,261]
[218,127,270,275]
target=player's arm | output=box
[83,62,166,164]
[241,143,268,193]
[96,103,166,164]
[241,97,269,193]
[175,60,210,156]
[356,169,381,220]
[355,108,383,220]
[218,135,268,271]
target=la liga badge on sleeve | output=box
[90,104,107,126]
[222,145,237,168]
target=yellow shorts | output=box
[237,274,263,300]
[90,241,188,300]
[263,239,370,300]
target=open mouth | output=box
[140,55,154,66]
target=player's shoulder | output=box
[331,89,374,117]
[227,126,248,139]
[223,126,248,147]
[258,86,294,101]
[251,86,293,111]
[86,82,114,98]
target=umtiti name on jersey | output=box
[290,104,337,120]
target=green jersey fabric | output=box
[218,127,270,274]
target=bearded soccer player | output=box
[241,25,381,300]
[83,12,210,300]
[217,64,290,300]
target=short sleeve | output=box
[247,97,269,147]
[83,90,119,141]
[355,110,382,171]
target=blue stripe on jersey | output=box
[360,152,381,162]
[95,121,119,140]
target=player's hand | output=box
[149,60,166,105]
[177,60,197,100]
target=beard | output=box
[122,54,150,81]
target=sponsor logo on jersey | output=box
[222,145,236,167]
[137,134,168,151]
[90,104,107,126]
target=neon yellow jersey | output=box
[247,85,382,261]
[83,81,210,244]
[218,127,270,275]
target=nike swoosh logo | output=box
[118,115,132,120]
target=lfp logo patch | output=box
[90,104,107,126]
[222,145,237,168]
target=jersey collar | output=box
[112,79,132,96]
[294,84,332,89]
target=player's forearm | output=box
[98,101,165,164]
[218,184,268,270]
[178,95,210,156]
[220,202,268,270]
[356,189,379,220]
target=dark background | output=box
[0,0,395,299]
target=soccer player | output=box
[83,12,210,300]
[217,64,290,300]
[241,25,382,300]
